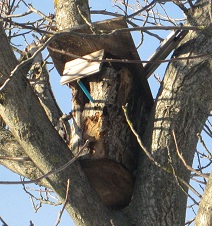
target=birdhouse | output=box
[48,17,153,209]
[48,16,153,103]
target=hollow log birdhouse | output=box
[48,17,153,208]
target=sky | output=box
[0,1,211,226]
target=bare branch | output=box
[48,42,212,67]
[0,156,30,161]
[197,133,212,159]
[172,130,209,179]
[26,4,54,22]
[0,216,8,226]
[2,10,32,18]
[0,140,90,185]
[55,179,70,226]
[0,35,55,91]
[23,184,61,212]
[123,105,202,198]
[126,0,156,19]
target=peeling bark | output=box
[53,0,152,208]
[71,66,151,207]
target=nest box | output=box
[48,17,153,209]
[48,16,153,106]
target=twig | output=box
[127,19,163,41]
[177,176,202,199]
[172,0,188,14]
[90,10,122,17]
[48,45,212,66]
[0,216,8,226]
[172,130,209,179]
[27,4,54,22]
[22,183,61,212]
[203,122,212,139]
[0,35,55,91]
[0,156,30,161]
[95,25,202,35]
[197,133,212,159]
[1,10,32,18]
[167,146,199,205]
[123,105,202,198]
[0,140,90,185]
[185,217,195,225]
[1,17,52,34]
[195,160,212,172]
[126,0,156,19]
[122,104,164,169]
[77,5,95,33]
[55,179,70,226]
[190,176,206,185]
[153,73,162,83]
[196,152,207,185]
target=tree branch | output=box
[0,140,90,185]
[129,3,212,224]
[0,126,52,189]
[172,130,209,179]
[0,22,117,226]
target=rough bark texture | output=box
[26,43,64,127]
[54,0,90,30]
[0,40,68,188]
[74,66,151,207]
[0,127,52,188]
[53,0,152,209]
[0,22,125,226]
[129,2,212,225]
[195,172,212,225]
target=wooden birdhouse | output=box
[48,17,153,209]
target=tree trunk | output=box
[195,172,212,225]
[54,0,90,30]
[129,1,212,225]
[0,22,122,226]
[53,0,153,209]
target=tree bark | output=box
[53,0,153,208]
[0,126,52,188]
[195,172,212,225]
[54,0,90,30]
[0,22,124,226]
[0,36,69,187]
[129,2,212,225]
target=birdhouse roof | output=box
[48,16,153,106]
